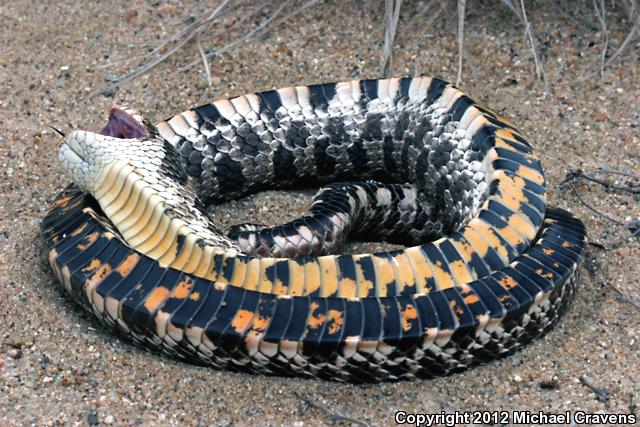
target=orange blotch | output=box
[77,231,99,250]
[70,223,88,237]
[272,282,289,296]
[448,259,473,285]
[171,278,194,299]
[543,248,555,255]
[562,241,572,248]
[82,259,102,273]
[536,268,554,280]
[115,253,140,276]
[53,196,73,208]
[449,299,464,316]
[463,294,480,304]
[516,165,544,185]
[85,263,112,289]
[144,286,170,312]
[326,310,343,335]
[231,309,254,334]
[499,275,517,290]
[400,304,418,331]
[252,315,270,333]
[307,302,325,329]
[432,260,455,290]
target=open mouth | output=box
[100,107,148,139]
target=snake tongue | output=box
[100,106,149,139]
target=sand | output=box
[0,1,638,425]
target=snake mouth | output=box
[100,106,148,139]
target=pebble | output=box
[7,336,23,348]
[87,412,99,426]
[7,348,22,359]
[104,415,114,424]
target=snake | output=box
[42,77,587,382]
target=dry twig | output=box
[381,0,403,78]
[578,0,640,80]
[85,1,321,98]
[178,0,321,74]
[84,0,232,98]
[456,0,466,86]
[606,282,640,310]
[579,376,610,403]
[294,391,369,427]
[593,0,609,79]
[560,169,640,195]
[560,168,640,249]
[518,0,547,91]
[196,36,213,87]
[610,0,640,67]
[563,180,625,226]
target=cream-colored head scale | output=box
[60,129,161,193]
[58,107,239,276]
[60,105,157,193]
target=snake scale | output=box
[42,77,587,382]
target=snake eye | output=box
[100,107,148,139]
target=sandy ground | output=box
[0,1,639,425]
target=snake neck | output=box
[92,158,240,276]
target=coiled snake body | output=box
[42,77,586,382]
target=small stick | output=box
[517,0,548,92]
[561,169,640,195]
[178,0,320,73]
[593,0,608,79]
[567,182,640,248]
[293,391,370,427]
[587,241,607,250]
[608,225,640,249]
[579,376,610,403]
[196,36,213,87]
[455,0,466,86]
[565,181,625,226]
[606,282,640,311]
[560,168,640,249]
[83,0,232,98]
[595,167,640,181]
[381,0,403,78]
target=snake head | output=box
[59,106,162,193]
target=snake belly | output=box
[42,77,587,382]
